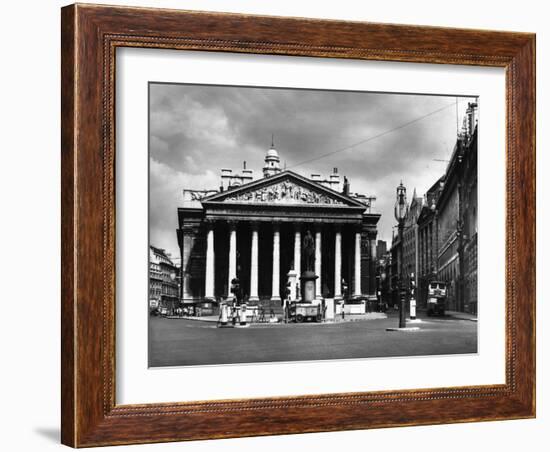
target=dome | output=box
[266,148,279,159]
[263,137,282,178]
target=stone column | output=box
[227,221,237,298]
[271,222,280,302]
[204,221,215,300]
[315,225,322,299]
[249,222,259,302]
[293,224,301,277]
[354,226,362,297]
[370,234,377,295]
[334,226,342,299]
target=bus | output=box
[427,281,447,316]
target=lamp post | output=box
[394,181,408,328]
[169,271,177,315]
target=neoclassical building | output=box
[176,143,381,308]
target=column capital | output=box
[204,218,216,229]
[250,220,260,230]
[314,222,323,232]
[226,219,238,229]
[272,221,281,232]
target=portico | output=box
[178,170,380,305]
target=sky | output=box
[149,82,475,260]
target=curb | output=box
[386,327,421,332]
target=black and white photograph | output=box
[147,82,479,367]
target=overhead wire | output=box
[287,99,467,170]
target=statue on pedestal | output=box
[301,230,318,303]
[303,230,315,272]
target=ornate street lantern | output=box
[394,181,408,223]
[394,181,408,328]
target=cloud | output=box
[149,159,218,258]
[149,82,474,257]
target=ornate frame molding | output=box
[61,4,535,447]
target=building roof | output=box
[201,169,371,210]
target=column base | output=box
[248,296,259,303]
[270,297,281,304]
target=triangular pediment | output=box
[202,171,366,208]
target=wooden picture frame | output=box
[61,3,535,447]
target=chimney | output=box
[241,168,253,183]
[329,171,340,191]
[221,168,232,190]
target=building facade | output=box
[401,189,423,291]
[417,176,444,308]
[176,143,381,309]
[149,246,180,313]
[376,240,387,260]
[436,102,478,314]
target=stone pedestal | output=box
[300,270,318,303]
[324,298,335,321]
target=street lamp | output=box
[394,181,408,328]
[169,271,177,315]
[380,271,386,311]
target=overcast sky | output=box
[149,82,475,260]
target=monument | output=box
[300,230,318,303]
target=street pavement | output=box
[149,311,477,367]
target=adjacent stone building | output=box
[376,239,387,260]
[149,246,180,313]
[435,102,478,314]
[176,143,381,311]
[401,188,423,290]
[386,103,478,314]
[417,176,444,308]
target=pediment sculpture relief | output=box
[223,180,345,205]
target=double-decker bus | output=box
[427,281,447,316]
